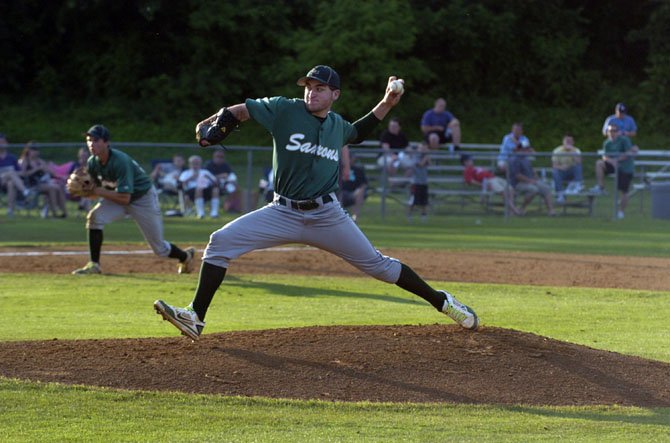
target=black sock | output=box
[395,263,446,311]
[168,243,187,262]
[88,229,103,264]
[191,262,227,321]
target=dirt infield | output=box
[3,245,670,291]
[1,246,669,406]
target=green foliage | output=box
[185,0,298,110]
[3,92,669,151]
[634,2,670,125]
[2,1,670,148]
[275,0,428,118]
[0,0,665,113]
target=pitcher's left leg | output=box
[303,204,478,329]
[303,204,401,283]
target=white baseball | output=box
[389,80,404,94]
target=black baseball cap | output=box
[460,154,472,165]
[297,65,341,90]
[84,124,110,141]
[616,102,627,113]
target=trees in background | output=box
[0,0,667,140]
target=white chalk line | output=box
[0,246,312,257]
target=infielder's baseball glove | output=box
[66,167,96,197]
[196,107,240,147]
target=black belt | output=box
[278,194,333,211]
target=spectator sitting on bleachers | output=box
[508,144,556,216]
[426,132,442,151]
[551,134,584,204]
[378,117,411,175]
[497,122,533,172]
[151,154,185,195]
[44,149,80,212]
[205,149,241,213]
[0,133,31,217]
[461,154,521,215]
[19,142,68,218]
[179,155,220,219]
[420,97,461,151]
[257,166,274,205]
[590,123,638,219]
[341,153,368,223]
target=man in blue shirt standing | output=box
[601,103,637,138]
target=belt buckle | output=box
[297,200,319,210]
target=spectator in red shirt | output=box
[461,154,521,215]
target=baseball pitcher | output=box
[155,66,478,340]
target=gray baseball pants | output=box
[86,187,171,257]
[203,193,402,283]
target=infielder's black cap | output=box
[297,65,341,90]
[85,124,110,141]
[616,102,627,112]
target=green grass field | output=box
[1,205,669,442]
[2,196,670,256]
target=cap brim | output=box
[83,131,107,140]
[297,75,324,87]
[296,76,339,89]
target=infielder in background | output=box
[154,66,478,340]
[70,124,195,275]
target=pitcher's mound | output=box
[1,325,668,406]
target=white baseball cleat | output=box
[72,261,101,275]
[154,300,205,340]
[438,290,479,330]
[178,247,196,274]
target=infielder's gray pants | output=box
[203,196,402,283]
[86,187,171,257]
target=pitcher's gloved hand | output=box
[196,107,240,147]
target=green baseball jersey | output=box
[602,135,634,174]
[87,148,152,200]
[246,96,357,200]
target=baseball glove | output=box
[66,167,96,197]
[196,107,240,147]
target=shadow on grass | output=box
[505,405,670,427]
[104,273,426,307]
[222,275,426,307]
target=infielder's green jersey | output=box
[246,96,357,200]
[87,148,152,201]
[603,135,634,173]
